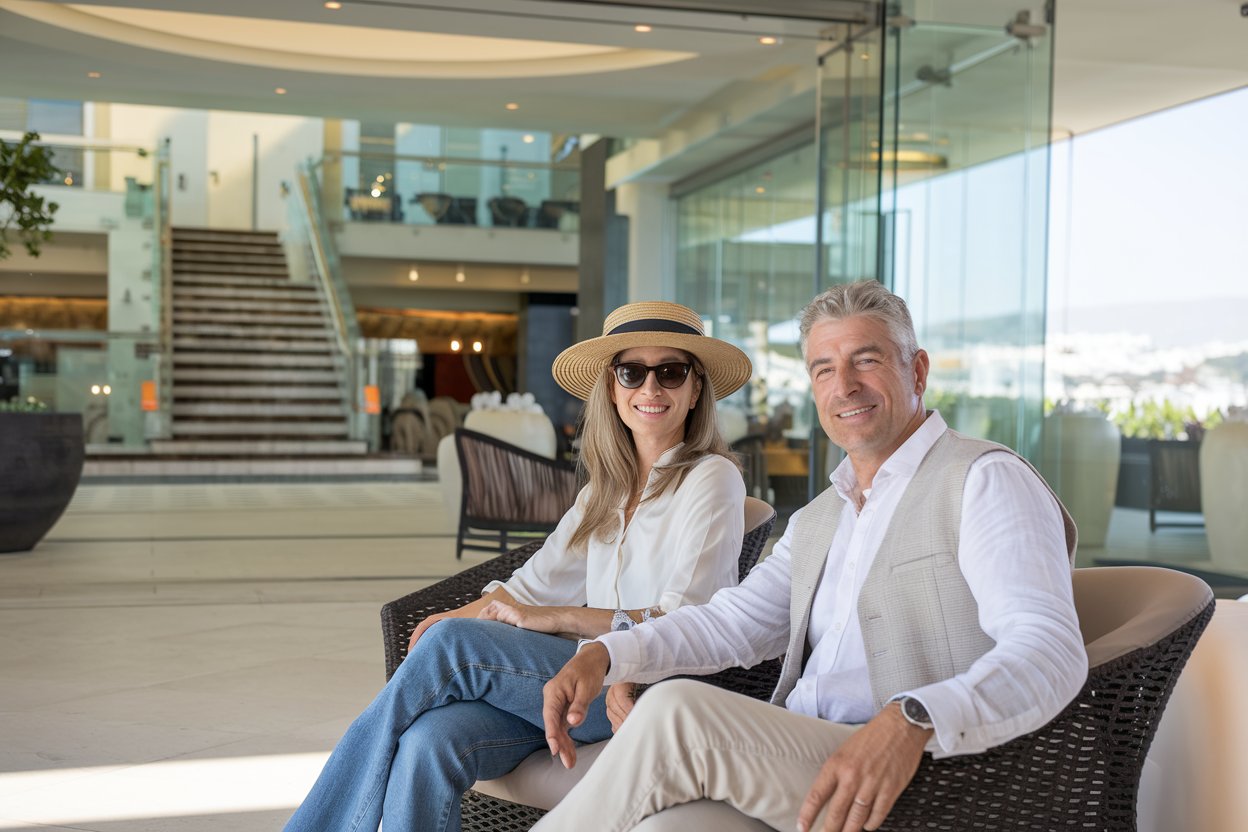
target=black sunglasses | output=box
[611,361,693,390]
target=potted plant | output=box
[1,131,60,259]
[0,397,84,553]
[2,132,80,553]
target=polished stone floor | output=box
[0,483,1233,831]
[0,482,477,831]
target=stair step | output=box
[173,275,305,290]
[174,311,327,326]
[174,352,342,368]
[173,402,346,418]
[173,297,327,314]
[148,439,368,456]
[173,228,280,243]
[173,367,340,383]
[172,421,350,436]
[176,323,335,339]
[174,337,336,353]
[173,240,285,255]
[175,263,289,277]
[174,286,320,302]
[83,457,421,477]
[174,252,286,266]
[175,384,342,399]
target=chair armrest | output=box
[380,539,545,680]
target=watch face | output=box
[903,697,931,725]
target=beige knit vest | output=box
[770,429,1077,712]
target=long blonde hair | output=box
[568,353,738,553]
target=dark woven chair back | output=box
[454,429,578,559]
[739,496,775,581]
[878,565,1214,831]
[732,435,769,501]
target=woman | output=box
[285,301,753,832]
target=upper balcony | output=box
[316,149,580,272]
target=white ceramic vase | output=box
[1040,412,1121,549]
[1200,421,1248,575]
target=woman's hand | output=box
[407,611,452,653]
[605,682,637,733]
[404,588,518,656]
[478,600,567,634]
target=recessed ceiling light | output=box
[324,2,343,9]
[86,71,101,79]
[450,339,462,352]
[634,24,652,33]
[472,340,483,353]
[505,102,520,111]
[456,266,466,283]
[522,134,535,144]
[408,267,419,282]
[521,267,531,285]
[759,36,779,45]
[274,87,288,95]
[755,186,766,194]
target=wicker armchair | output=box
[378,497,776,830]
[453,428,578,559]
[875,565,1214,831]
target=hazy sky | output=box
[1048,85,1248,312]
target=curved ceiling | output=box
[2,1,697,78]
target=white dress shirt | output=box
[482,445,745,612]
[596,412,1088,758]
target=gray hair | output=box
[798,280,920,363]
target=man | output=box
[534,281,1087,832]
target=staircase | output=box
[149,227,365,459]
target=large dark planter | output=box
[0,413,85,553]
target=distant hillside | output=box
[918,297,1248,350]
[1051,298,1248,349]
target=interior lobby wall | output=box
[96,103,323,232]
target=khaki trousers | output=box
[533,679,861,832]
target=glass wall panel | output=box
[675,143,821,516]
[881,16,1052,460]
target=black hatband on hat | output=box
[607,318,701,337]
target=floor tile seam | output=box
[0,596,432,611]
[0,575,457,588]
[42,534,456,543]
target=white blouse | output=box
[482,445,745,612]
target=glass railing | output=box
[317,151,581,231]
[289,160,371,443]
[0,130,159,199]
[0,329,164,451]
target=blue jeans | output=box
[284,618,611,832]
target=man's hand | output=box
[605,682,637,732]
[543,642,611,769]
[477,599,567,633]
[796,702,930,832]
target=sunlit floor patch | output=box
[0,752,329,828]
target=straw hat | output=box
[553,301,752,401]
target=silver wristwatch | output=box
[610,609,635,631]
[896,696,933,730]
